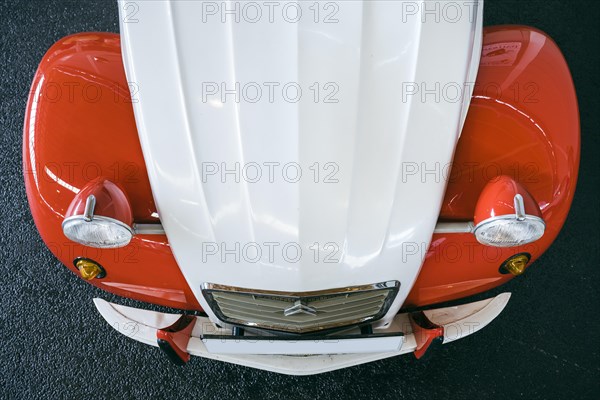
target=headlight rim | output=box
[62,214,134,249]
[473,213,546,248]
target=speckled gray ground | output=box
[1,0,599,399]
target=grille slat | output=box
[217,304,384,327]
[218,300,384,322]
[203,281,399,333]
[310,295,388,310]
[211,295,290,310]
[219,305,385,329]
[213,293,388,314]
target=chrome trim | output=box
[514,194,526,221]
[433,221,475,234]
[105,221,482,236]
[62,214,134,233]
[77,212,542,239]
[62,214,134,248]
[473,213,546,247]
[83,195,96,222]
[201,281,398,297]
[130,220,526,236]
[474,214,546,231]
[132,223,166,235]
[283,300,318,317]
[65,193,164,240]
[201,281,400,334]
[130,221,476,236]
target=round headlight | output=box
[63,215,133,248]
[474,215,545,247]
[473,176,545,248]
[62,178,134,249]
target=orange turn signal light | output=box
[75,258,106,280]
[499,253,531,276]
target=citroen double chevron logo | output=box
[284,299,317,317]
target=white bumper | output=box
[94,292,510,375]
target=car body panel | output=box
[23,28,578,311]
[407,25,580,306]
[22,33,200,310]
[117,0,483,325]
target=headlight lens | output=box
[474,216,545,247]
[62,216,133,248]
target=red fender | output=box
[23,26,579,310]
[23,33,200,310]
[406,26,579,306]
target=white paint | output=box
[93,291,509,375]
[118,0,483,326]
[202,335,404,355]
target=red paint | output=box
[405,26,579,307]
[23,26,579,312]
[409,312,444,359]
[23,33,200,311]
[65,178,134,225]
[156,315,196,365]
[473,175,542,225]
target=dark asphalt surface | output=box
[1,0,599,399]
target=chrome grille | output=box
[202,281,399,333]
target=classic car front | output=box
[23,0,579,375]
